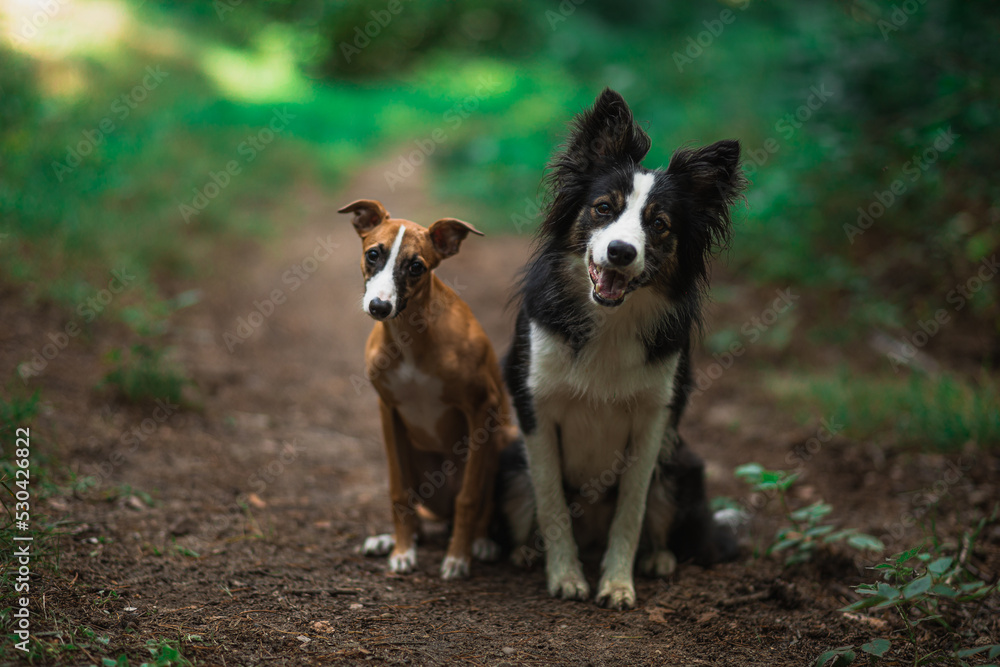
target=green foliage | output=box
[101,345,189,406]
[0,388,39,441]
[772,371,1000,451]
[735,463,884,565]
[829,509,1000,666]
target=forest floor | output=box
[2,160,998,666]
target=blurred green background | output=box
[1,0,998,448]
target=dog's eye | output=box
[365,248,380,264]
[594,202,612,216]
[651,218,670,234]
[408,261,425,277]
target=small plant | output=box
[735,463,884,564]
[819,508,1000,666]
[101,344,189,405]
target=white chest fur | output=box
[383,362,447,439]
[526,291,679,487]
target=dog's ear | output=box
[558,88,652,176]
[427,218,484,259]
[338,199,390,235]
[666,139,746,254]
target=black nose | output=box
[607,240,637,266]
[369,298,392,319]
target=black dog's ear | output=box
[667,139,746,253]
[557,88,652,177]
[338,199,389,235]
[428,218,484,259]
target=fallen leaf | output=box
[646,606,675,623]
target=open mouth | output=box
[588,260,630,306]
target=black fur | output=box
[500,88,746,570]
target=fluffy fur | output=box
[499,89,746,609]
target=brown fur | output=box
[340,199,517,577]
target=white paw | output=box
[362,533,395,556]
[472,537,500,562]
[388,546,416,574]
[547,560,590,600]
[440,555,470,580]
[639,550,677,578]
[595,577,636,610]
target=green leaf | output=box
[847,534,885,552]
[841,597,884,612]
[876,583,901,599]
[791,502,831,522]
[895,546,923,564]
[860,638,891,657]
[903,574,932,599]
[931,583,959,598]
[102,660,118,667]
[989,645,1000,659]
[769,538,801,553]
[927,556,953,575]
[806,525,836,538]
[815,647,857,667]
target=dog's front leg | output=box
[525,417,590,600]
[376,399,420,574]
[442,405,498,580]
[596,406,671,609]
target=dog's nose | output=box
[368,298,392,319]
[607,240,637,267]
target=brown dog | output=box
[341,199,515,579]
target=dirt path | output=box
[4,160,998,666]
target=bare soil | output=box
[2,163,998,666]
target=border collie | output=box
[500,89,746,609]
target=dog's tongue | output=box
[595,267,627,301]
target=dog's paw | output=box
[639,550,677,578]
[595,578,636,610]
[547,561,590,601]
[362,533,395,556]
[440,555,470,580]
[509,545,537,569]
[388,546,416,574]
[471,537,500,562]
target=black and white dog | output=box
[500,89,746,609]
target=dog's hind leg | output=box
[638,464,678,578]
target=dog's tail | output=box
[490,435,537,559]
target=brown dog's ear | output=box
[338,199,390,234]
[427,218,484,258]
